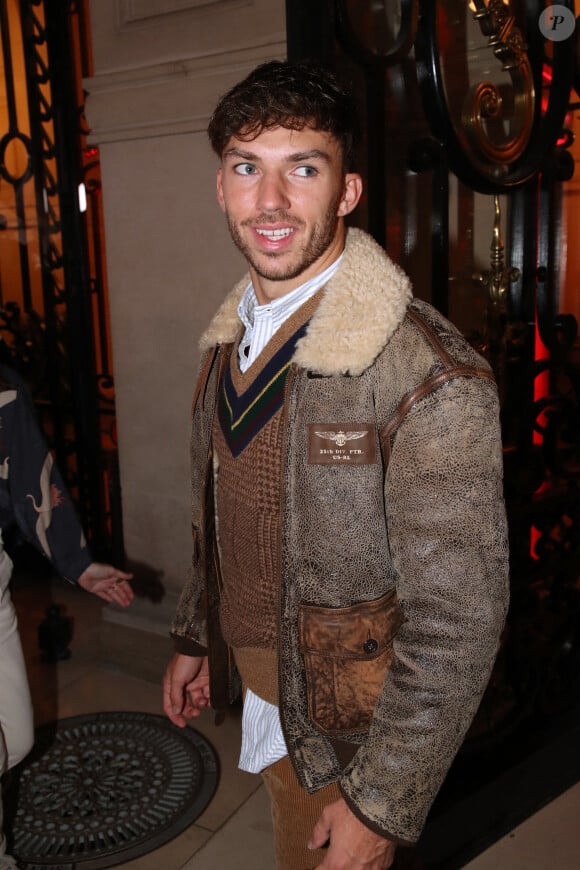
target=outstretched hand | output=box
[163,653,210,727]
[309,798,396,869]
[77,561,134,607]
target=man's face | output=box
[216,125,362,302]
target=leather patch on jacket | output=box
[307,423,377,465]
[298,590,403,736]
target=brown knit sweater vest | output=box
[213,292,322,705]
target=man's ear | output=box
[337,173,363,217]
[216,167,226,213]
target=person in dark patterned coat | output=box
[0,363,133,870]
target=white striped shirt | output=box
[236,254,343,774]
[237,256,343,373]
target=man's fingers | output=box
[162,655,208,726]
[307,816,331,851]
[187,688,208,707]
[162,672,186,727]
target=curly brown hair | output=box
[207,60,360,172]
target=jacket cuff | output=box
[338,784,416,848]
[66,549,94,585]
[171,633,208,657]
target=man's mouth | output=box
[255,227,295,240]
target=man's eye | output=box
[234,163,256,175]
[294,165,317,177]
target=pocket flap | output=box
[299,589,403,659]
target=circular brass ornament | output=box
[415,0,576,192]
[462,58,534,165]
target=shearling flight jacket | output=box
[171,227,510,844]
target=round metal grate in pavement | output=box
[6,711,219,869]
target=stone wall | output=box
[85,0,286,657]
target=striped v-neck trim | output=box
[218,291,322,457]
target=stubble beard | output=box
[225,204,341,283]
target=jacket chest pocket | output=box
[298,590,403,736]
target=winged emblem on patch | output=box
[315,430,367,448]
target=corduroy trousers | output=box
[261,754,341,870]
[0,539,34,858]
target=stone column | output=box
[85,0,285,677]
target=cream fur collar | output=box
[199,227,413,377]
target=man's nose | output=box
[256,173,291,213]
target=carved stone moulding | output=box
[84,42,286,144]
[118,0,249,26]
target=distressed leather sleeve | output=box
[339,374,509,843]
[170,350,218,650]
[171,519,209,650]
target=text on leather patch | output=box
[308,424,377,465]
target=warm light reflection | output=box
[78,183,87,214]
[468,0,510,10]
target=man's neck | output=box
[251,232,346,305]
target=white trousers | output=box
[0,537,34,857]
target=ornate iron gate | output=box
[0,0,123,561]
[287,1,580,865]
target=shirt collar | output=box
[238,253,344,330]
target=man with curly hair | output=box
[164,60,509,870]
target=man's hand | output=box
[77,562,134,607]
[309,798,396,869]
[163,653,210,727]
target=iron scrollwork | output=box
[415,0,576,192]
[0,131,33,186]
[0,1,123,561]
[463,1,534,166]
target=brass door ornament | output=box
[474,194,520,305]
[415,0,576,192]
[463,0,534,165]
[473,194,521,398]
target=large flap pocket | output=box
[298,590,403,736]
